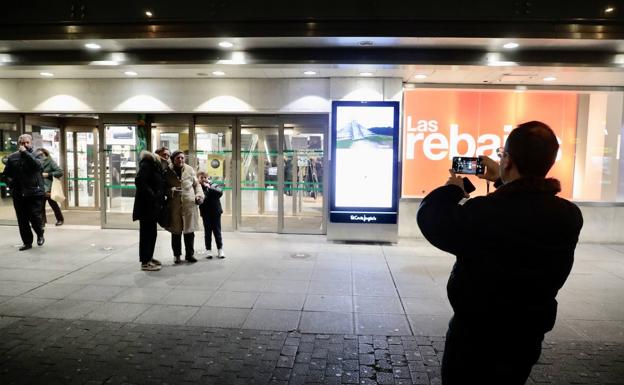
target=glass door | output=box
[103,124,137,227]
[66,129,99,210]
[238,117,280,232]
[196,117,234,231]
[0,119,19,224]
[282,116,327,234]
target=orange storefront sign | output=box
[402,89,578,198]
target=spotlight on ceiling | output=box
[543,76,557,82]
[219,41,234,48]
[503,42,519,49]
[40,72,54,77]
[124,71,138,76]
[359,72,373,77]
[145,10,153,17]
[85,43,101,50]
[303,71,317,76]
[212,71,226,76]
[414,74,428,79]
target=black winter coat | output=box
[2,149,45,197]
[132,152,165,221]
[417,177,583,335]
[199,184,223,217]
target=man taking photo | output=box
[417,121,583,384]
[2,134,46,250]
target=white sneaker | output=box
[217,249,225,259]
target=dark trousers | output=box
[171,232,195,257]
[202,214,222,250]
[13,195,44,246]
[42,196,64,223]
[139,218,158,263]
[441,316,543,385]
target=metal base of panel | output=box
[327,222,398,243]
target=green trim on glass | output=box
[285,188,323,191]
[283,149,324,154]
[240,150,279,155]
[195,150,232,155]
[106,185,136,189]
[69,177,97,181]
[240,187,277,191]
[0,182,6,187]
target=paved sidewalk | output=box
[0,225,623,383]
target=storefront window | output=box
[401,88,624,202]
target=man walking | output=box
[417,121,583,384]
[2,134,46,250]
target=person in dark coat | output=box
[417,121,583,385]
[35,148,64,226]
[133,150,166,271]
[198,171,225,259]
[1,134,46,250]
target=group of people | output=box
[1,134,64,251]
[132,146,224,272]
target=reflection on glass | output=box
[0,122,18,222]
[196,124,233,230]
[105,125,137,226]
[283,126,324,232]
[240,124,279,231]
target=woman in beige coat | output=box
[164,150,204,264]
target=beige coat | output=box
[164,163,204,234]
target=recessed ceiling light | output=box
[212,71,226,76]
[605,7,614,13]
[219,41,234,48]
[145,10,153,17]
[40,72,54,77]
[303,71,317,76]
[359,72,373,77]
[543,76,557,82]
[90,60,119,66]
[503,42,519,49]
[414,74,427,79]
[85,43,101,50]
[124,71,138,76]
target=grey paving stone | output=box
[205,291,260,308]
[254,293,306,311]
[32,299,101,320]
[353,296,405,314]
[159,288,215,307]
[243,309,300,331]
[299,312,354,335]
[0,297,57,316]
[110,287,173,304]
[83,302,151,322]
[307,281,352,296]
[407,315,450,337]
[21,283,86,300]
[264,280,310,294]
[303,295,353,313]
[134,304,199,325]
[355,314,412,336]
[187,306,250,328]
[66,285,126,301]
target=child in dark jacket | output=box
[198,171,225,259]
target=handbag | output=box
[157,197,171,228]
[50,177,65,203]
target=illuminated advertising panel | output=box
[330,101,400,224]
[402,89,578,198]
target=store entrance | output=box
[235,115,327,234]
[64,127,100,224]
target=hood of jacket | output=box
[492,177,561,196]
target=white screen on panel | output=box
[334,106,394,208]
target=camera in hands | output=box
[452,156,484,175]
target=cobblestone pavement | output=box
[0,317,622,385]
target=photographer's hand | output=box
[445,169,469,198]
[477,155,499,182]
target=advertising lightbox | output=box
[402,89,578,198]
[330,101,400,225]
